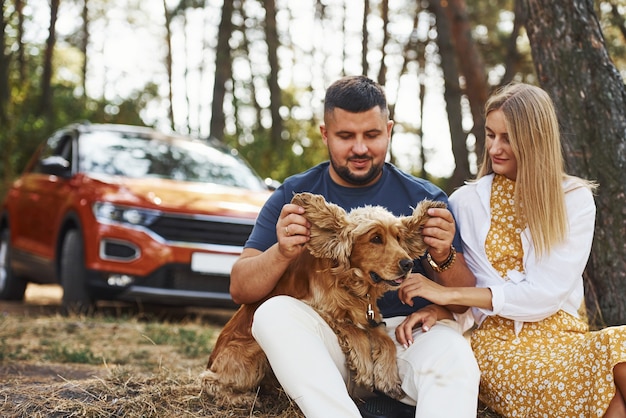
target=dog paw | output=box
[375,380,405,401]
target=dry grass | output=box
[0,285,501,417]
[0,306,304,417]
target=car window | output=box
[78,130,267,191]
[33,132,73,174]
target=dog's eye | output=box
[370,234,383,244]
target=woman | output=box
[396,83,626,417]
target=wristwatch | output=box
[427,245,457,273]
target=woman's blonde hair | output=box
[477,83,595,256]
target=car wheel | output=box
[0,228,27,300]
[60,229,94,314]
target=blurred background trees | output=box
[1,0,625,325]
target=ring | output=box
[285,226,290,236]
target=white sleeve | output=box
[486,187,595,322]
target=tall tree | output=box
[163,0,175,130]
[38,0,60,119]
[523,0,626,326]
[376,0,389,85]
[80,0,89,98]
[14,0,25,83]
[362,0,369,75]
[0,0,9,125]
[429,1,469,186]
[501,0,526,85]
[441,0,488,174]
[263,0,282,150]
[209,0,234,141]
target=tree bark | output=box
[163,0,175,131]
[263,0,283,150]
[523,0,626,326]
[209,0,234,141]
[441,0,488,176]
[501,0,525,86]
[38,0,59,119]
[362,0,369,75]
[376,0,389,86]
[430,1,470,188]
[81,0,89,98]
[0,0,9,124]
[15,0,26,83]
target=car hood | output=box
[83,174,272,219]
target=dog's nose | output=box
[399,259,414,273]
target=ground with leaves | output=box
[0,285,500,417]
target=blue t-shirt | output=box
[245,161,463,318]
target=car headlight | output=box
[93,202,159,226]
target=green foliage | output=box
[3,0,626,196]
[0,78,156,199]
[223,85,329,183]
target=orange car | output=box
[0,123,273,312]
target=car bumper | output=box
[82,223,243,307]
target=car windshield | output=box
[78,130,267,191]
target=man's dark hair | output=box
[324,75,388,116]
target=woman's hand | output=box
[399,273,453,306]
[395,304,453,348]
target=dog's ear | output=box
[291,193,353,265]
[401,199,448,258]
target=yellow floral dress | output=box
[471,174,626,417]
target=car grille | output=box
[147,214,255,246]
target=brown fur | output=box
[201,192,445,406]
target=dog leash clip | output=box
[366,294,384,327]
[367,303,375,323]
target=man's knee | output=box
[407,321,480,380]
[252,295,297,338]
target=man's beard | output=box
[330,156,383,186]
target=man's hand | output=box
[421,207,455,263]
[276,203,311,260]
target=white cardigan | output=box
[449,174,596,334]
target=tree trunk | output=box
[376,0,389,86]
[362,0,369,75]
[81,0,89,98]
[523,0,626,326]
[15,0,26,83]
[38,0,59,119]
[430,1,470,188]
[442,0,488,178]
[387,8,420,167]
[239,4,262,133]
[209,0,234,141]
[0,0,9,124]
[163,0,175,131]
[263,0,282,150]
[501,0,525,86]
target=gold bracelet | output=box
[427,245,457,273]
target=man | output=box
[230,75,479,418]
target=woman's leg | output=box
[604,363,626,418]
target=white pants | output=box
[251,295,480,418]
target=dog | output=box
[201,192,445,407]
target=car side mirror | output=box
[264,178,281,191]
[40,156,71,178]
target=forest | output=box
[1,0,626,325]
